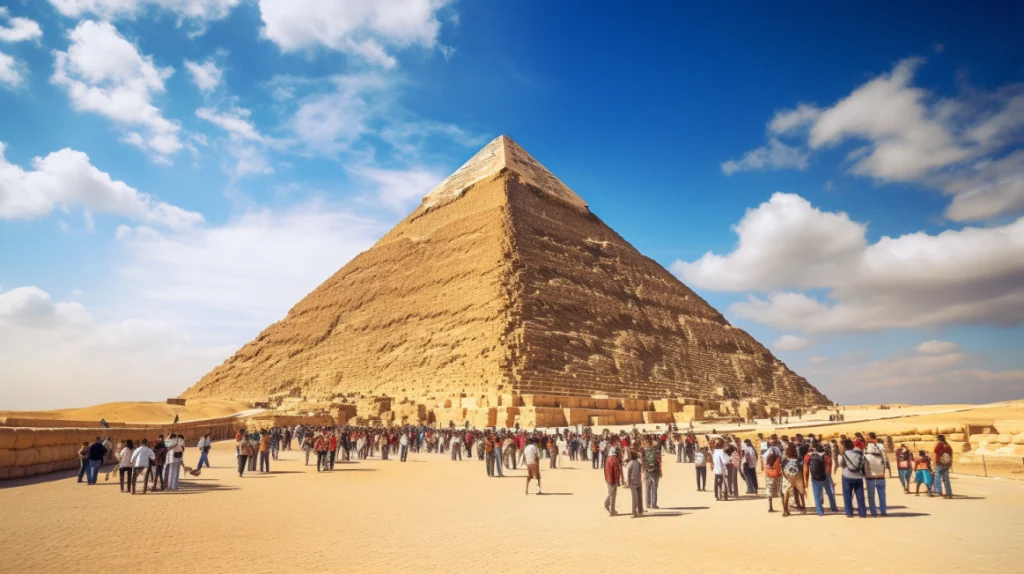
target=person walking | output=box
[895,443,914,493]
[643,439,662,510]
[604,447,621,516]
[85,437,107,485]
[523,438,542,495]
[805,442,838,515]
[914,450,934,496]
[864,432,888,516]
[840,439,867,517]
[626,451,643,518]
[236,436,255,478]
[196,433,212,470]
[301,434,313,466]
[130,439,155,494]
[781,443,806,516]
[933,435,954,498]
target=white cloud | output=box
[725,57,1024,221]
[47,0,241,21]
[809,356,829,364]
[0,51,22,89]
[352,165,445,211]
[673,192,1024,332]
[721,138,809,175]
[772,334,810,351]
[184,58,222,92]
[0,7,42,43]
[117,201,385,326]
[196,105,262,141]
[0,285,231,410]
[283,73,389,155]
[0,141,202,228]
[52,20,182,161]
[258,0,454,66]
[915,340,958,355]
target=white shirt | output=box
[523,444,540,465]
[712,448,730,475]
[400,435,409,446]
[118,447,134,468]
[197,437,211,449]
[131,446,155,468]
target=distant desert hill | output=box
[0,399,250,425]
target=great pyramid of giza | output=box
[182,136,829,427]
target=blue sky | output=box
[1,1,1022,409]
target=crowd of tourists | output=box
[76,431,212,494]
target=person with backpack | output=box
[763,437,783,512]
[780,443,806,516]
[933,435,954,498]
[914,450,934,495]
[863,432,888,516]
[804,442,838,516]
[642,438,662,509]
[895,443,914,493]
[839,439,867,517]
[693,446,708,491]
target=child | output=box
[914,450,933,496]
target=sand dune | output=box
[0,399,250,425]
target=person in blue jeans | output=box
[839,439,867,517]
[864,434,888,516]
[932,435,954,498]
[77,442,90,483]
[805,443,838,515]
[86,437,107,485]
[865,476,887,516]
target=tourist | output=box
[933,435,954,498]
[599,436,609,468]
[863,432,888,516]
[314,432,329,472]
[914,450,934,496]
[167,435,184,490]
[643,438,662,510]
[693,445,708,491]
[591,438,600,469]
[196,433,212,470]
[503,435,516,470]
[549,434,559,469]
[130,439,155,494]
[839,438,867,517]
[259,431,271,473]
[494,434,504,476]
[301,433,313,465]
[523,437,542,495]
[763,439,782,512]
[236,435,255,477]
[781,443,806,516]
[712,439,730,501]
[626,451,643,517]
[726,444,740,498]
[805,442,838,516]
[742,439,759,495]
[895,443,914,493]
[400,432,409,462]
[328,432,338,469]
[604,446,621,516]
[450,434,462,461]
[77,442,89,483]
[117,440,135,493]
[85,436,106,485]
[151,435,167,491]
[485,434,496,476]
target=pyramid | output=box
[182,136,829,425]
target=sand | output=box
[0,399,251,425]
[1,438,1021,573]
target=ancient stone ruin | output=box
[181,135,831,427]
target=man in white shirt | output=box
[399,433,409,462]
[523,438,542,495]
[712,439,731,501]
[196,433,212,470]
[130,439,156,494]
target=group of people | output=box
[76,432,207,494]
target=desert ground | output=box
[1,429,1022,574]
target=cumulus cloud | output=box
[52,21,183,162]
[720,138,810,175]
[0,141,202,228]
[258,0,454,66]
[672,192,1024,332]
[724,58,1024,221]
[0,285,232,410]
[0,7,42,43]
[772,334,811,351]
[184,58,222,92]
[196,105,262,141]
[47,0,241,21]
[0,51,22,89]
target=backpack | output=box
[765,458,781,479]
[782,458,801,479]
[808,453,827,482]
[938,450,953,467]
[863,443,886,479]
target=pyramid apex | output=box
[421,135,588,212]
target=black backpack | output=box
[809,452,827,482]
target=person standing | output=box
[604,447,621,516]
[626,451,643,517]
[933,435,954,498]
[151,436,167,491]
[494,435,504,477]
[236,436,254,477]
[130,439,155,494]
[914,450,934,496]
[742,439,759,495]
[301,433,313,466]
[117,440,135,494]
[328,432,338,470]
[85,437,107,485]
[642,439,662,510]
[805,442,838,515]
[400,432,409,463]
[450,435,462,461]
[196,433,212,470]
[763,438,783,512]
[523,438,542,495]
[781,443,806,516]
[895,443,914,493]
[549,435,559,469]
[839,439,867,517]
[485,434,496,476]
[693,446,708,491]
[314,433,329,472]
[863,432,888,517]
[259,432,271,473]
[77,442,90,483]
[166,435,184,490]
[712,439,730,501]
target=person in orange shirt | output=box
[328,433,338,469]
[259,431,271,473]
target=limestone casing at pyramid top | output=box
[420,135,589,212]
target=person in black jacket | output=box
[86,437,107,485]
